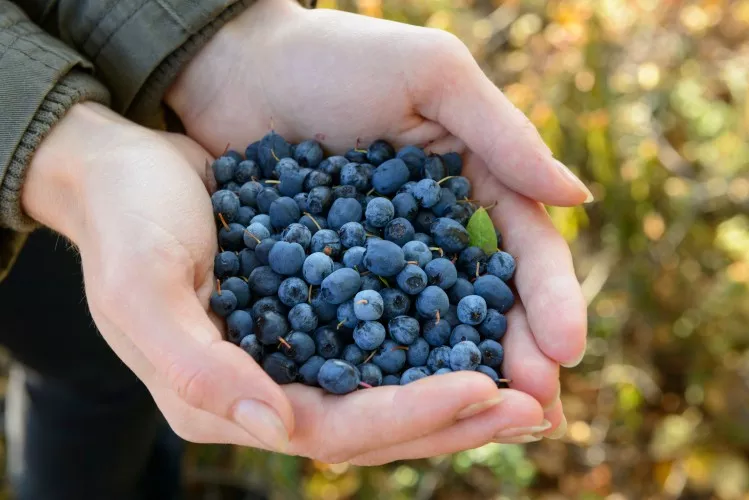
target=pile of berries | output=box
[209,132,516,394]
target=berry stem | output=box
[393,346,409,351]
[217,213,230,231]
[323,247,333,256]
[354,137,367,153]
[483,201,498,210]
[336,319,347,330]
[359,382,373,389]
[377,276,390,288]
[437,176,458,185]
[356,299,368,305]
[265,180,281,184]
[406,261,419,265]
[435,310,440,324]
[244,229,261,244]
[303,212,322,230]
[365,233,378,238]
[363,350,377,364]
[476,261,480,278]
[308,285,313,304]
[429,247,444,257]
[216,279,221,295]
[278,337,291,349]
[271,149,280,162]
[498,378,512,384]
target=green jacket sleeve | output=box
[15,0,255,127]
[0,1,110,280]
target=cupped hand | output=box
[21,102,549,464]
[166,0,589,449]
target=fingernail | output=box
[561,350,586,368]
[553,159,594,203]
[456,396,504,420]
[547,414,568,440]
[234,399,289,452]
[492,419,552,439]
[493,434,542,444]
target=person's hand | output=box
[165,0,589,452]
[21,102,550,465]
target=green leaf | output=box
[466,207,498,255]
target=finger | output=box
[501,305,560,409]
[348,389,544,466]
[88,302,265,447]
[464,159,587,366]
[537,398,567,440]
[412,39,592,206]
[89,256,295,452]
[281,371,502,464]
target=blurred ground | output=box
[4,0,749,499]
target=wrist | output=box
[21,102,129,244]
[164,0,303,126]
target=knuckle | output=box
[165,358,213,410]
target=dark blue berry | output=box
[248,266,282,296]
[342,344,367,365]
[327,197,363,231]
[450,324,481,347]
[391,192,419,220]
[363,239,406,277]
[226,309,253,343]
[473,275,515,313]
[380,288,411,320]
[318,359,360,395]
[212,156,237,184]
[415,286,450,319]
[353,321,386,350]
[422,155,446,181]
[371,158,410,195]
[338,222,366,248]
[314,326,344,359]
[487,251,516,282]
[388,315,420,345]
[306,186,332,214]
[255,311,289,345]
[222,277,251,309]
[263,352,297,384]
[406,338,430,367]
[365,197,395,228]
[293,139,324,168]
[310,229,342,258]
[400,366,430,385]
[359,363,383,387]
[427,346,451,372]
[477,339,504,368]
[457,295,488,325]
[413,179,442,208]
[423,318,451,347]
[214,251,239,279]
[302,252,334,285]
[384,217,415,247]
[479,309,507,341]
[424,258,458,289]
[288,303,318,332]
[372,340,407,374]
[281,332,316,364]
[430,218,470,253]
[367,139,395,166]
[299,355,326,386]
[239,334,263,363]
[396,264,428,295]
[211,190,240,222]
[320,268,361,304]
[353,290,384,321]
[450,341,482,371]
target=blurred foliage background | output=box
[5,0,741,499]
[178,0,749,499]
[181,0,749,498]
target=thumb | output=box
[414,37,594,206]
[105,264,295,452]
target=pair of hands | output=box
[23,0,589,465]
